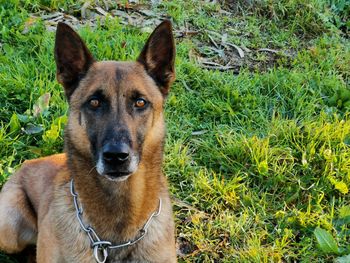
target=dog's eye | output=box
[89,99,101,109]
[135,98,147,108]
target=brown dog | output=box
[0,20,176,262]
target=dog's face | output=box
[54,22,175,181]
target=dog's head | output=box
[54,21,175,181]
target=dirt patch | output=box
[191,31,295,73]
[219,0,262,16]
[27,1,295,73]
[176,236,199,258]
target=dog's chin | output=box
[104,173,131,182]
[96,168,134,182]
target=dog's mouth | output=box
[104,172,132,181]
[105,171,131,178]
[106,171,130,176]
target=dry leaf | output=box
[95,6,109,16]
[226,43,245,58]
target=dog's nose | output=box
[102,143,130,164]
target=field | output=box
[0,0,349,262]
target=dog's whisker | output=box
[88,166,97,175]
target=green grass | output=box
[1,0,350,262]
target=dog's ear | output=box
[54,22,94,100]
[137,20,175,96]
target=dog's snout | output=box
[102,143,130,164]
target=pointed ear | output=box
[137,20,176,96]
[54,22,94,100]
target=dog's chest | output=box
[51,184,158,262]
[53,209,151,263]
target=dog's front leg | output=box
[36,215,64,263]
[0,176,37,254]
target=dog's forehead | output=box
[84,61,158,95]
[93,61,137,79]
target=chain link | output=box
[70,179,161,263]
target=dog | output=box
[0,20,177,263]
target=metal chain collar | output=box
[70,179,162,263]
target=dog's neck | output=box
[65,143,164,242]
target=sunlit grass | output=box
[0,0,349,262]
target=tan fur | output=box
[0,21,176,262]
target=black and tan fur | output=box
[0,20,177,262]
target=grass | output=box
[0,0,350,262]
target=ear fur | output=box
[54,22,94,100]
[137,20,176,96]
